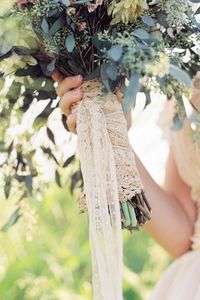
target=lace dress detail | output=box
[76,80,146,300]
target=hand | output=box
[52,72,132,134]
[52,72,83,134]
[191,71,200,111]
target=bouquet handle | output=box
[75,80,151,300]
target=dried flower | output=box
[79,22,87,31]
[95,0,104,5]
[108,0,148,24]
[66,7,76,16]
[16,0,34,7]
[88,3,97,13]
[146,53,170,78]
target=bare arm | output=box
[129,72,200,257]
[136,152,196,258]
[164,148,197,225]
[52,72,197,259]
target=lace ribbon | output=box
[76,80,150,299]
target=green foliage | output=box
[65,34,76,53]
[0,185,170,300]
[0,0,199,248]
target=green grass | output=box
[0,186,170,300]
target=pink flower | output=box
[16,0,34,7]
[95,0,103,5]
[79,22,87,31]
[88,3,97,13]
[87,0,104,13]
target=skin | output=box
[52,71,200,258]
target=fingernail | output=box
[76,75,82,82]
[74,88,81,95]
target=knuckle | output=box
[56,86,61,97]
[67,88,83,102]
[74,88,83,100]
[67,114,75,126]
[59,96,70,115]
[66,114,77,134]
[64,76,81,89]
[59,96,64,108]
[55,75,83,97]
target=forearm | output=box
[135,155,195,258]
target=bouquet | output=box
[0,0,199,299]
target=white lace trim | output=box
[76,80,143,300]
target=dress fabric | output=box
[149,99,200,300]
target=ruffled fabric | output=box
[149,249,200,300]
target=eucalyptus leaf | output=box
[41,147,59,164]
[123,74,140,112]
[25,175,33,195]
[49,15,66,36]
[63,154,76,168]
[48,8,59,17]
[169,65,192,88]
[105,63,118,81]
[47,60,56,73]
[65,34,75,53]
[156,13,168,28]
[141,16,155,27]
[41,18,49,35]
[61,0,70,5]
[4,176,11,199]
[62,114,69,131]
[195,7,200,14]
[133,28,149,40]
[0,37,12,55]
[0,141,5,152]
[70,170,82,193]
[107,45,123,62]
[171,114,184,131]
[55,170,62,187]
[2,208,22,232]
[47,127,55,145]
[15,65,41,77]
[74,0,92,3]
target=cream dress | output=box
[149,99,200,300]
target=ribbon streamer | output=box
[76,80,151,299]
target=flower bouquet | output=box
[0,0,199,299]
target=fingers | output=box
[116,90,123,103]
[115,89,132,129]
[66,113,77,134]
[52,73,83,135]
[193,72,200,90]
[59,88,83,116]
[195,71,200,78]
[56,75,83,97]
[52,71,65,84]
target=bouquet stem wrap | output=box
[76,80,151,300]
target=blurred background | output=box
[0,88,171,300]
